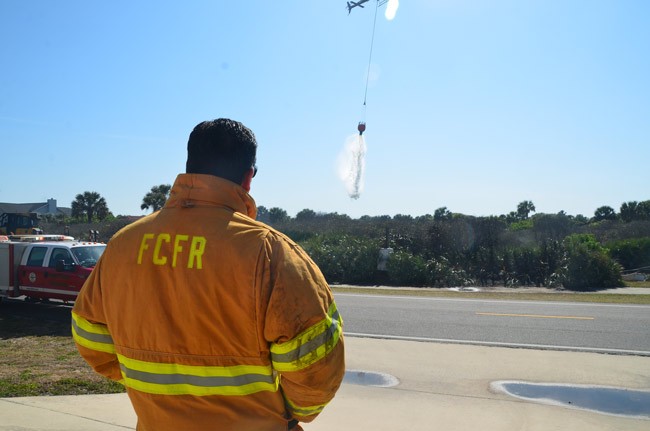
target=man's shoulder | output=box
[235,213,297,247]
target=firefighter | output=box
[72,119,345,431]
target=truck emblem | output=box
[28,272,36,283]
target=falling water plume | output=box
[385,0,399,21]
[337,134,367,199]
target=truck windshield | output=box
[71,245,106,268]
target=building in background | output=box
[0,198,71,218]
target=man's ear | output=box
[241,167,255,192]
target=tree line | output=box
[262,200,650,291]
[52,188,649,290]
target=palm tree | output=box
[516,200,536,220]
[593,206,617,222]
[71,192,110,223]
[141,184,172,212]
[619,201,639,222]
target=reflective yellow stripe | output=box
[71,311,115,354]
[285,396,328,418]
[71,312,279,396]
[271,302,343,372]
[117,354,279,396]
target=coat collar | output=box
[164,174,257,219]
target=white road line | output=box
[345,332,650,356]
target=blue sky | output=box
[1,1,648,219]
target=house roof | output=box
[0,202,71,217]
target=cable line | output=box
[363,0,380,115]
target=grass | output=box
[0,374,123,397]
[331,285,650,304]
[0,307,126,398]
[625,280,650,288]
[1,285,649,397]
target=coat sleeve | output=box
[71,255,123,382]
[263,236,345,423]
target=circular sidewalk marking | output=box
[491,380,650,419]
[344,370,400,387]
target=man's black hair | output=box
[186,118,257,184]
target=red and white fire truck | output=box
[0,235,105,303]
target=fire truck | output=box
[0,235,105,303]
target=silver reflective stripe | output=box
[71,318,114,345]
[271,310,341,365]
[119,365,276,387]
[290,403,325,417]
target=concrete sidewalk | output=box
[1,337,649,430]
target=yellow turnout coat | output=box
[72,174,344,431]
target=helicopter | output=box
[346,0,370,14]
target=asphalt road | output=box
[335,293,650,356]
[4,294,650,356]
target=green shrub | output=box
[607,238,650,270]
[301,234,379,285]
[561,234,624,290]
[509,219,533,231]
[386,251,428,286]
